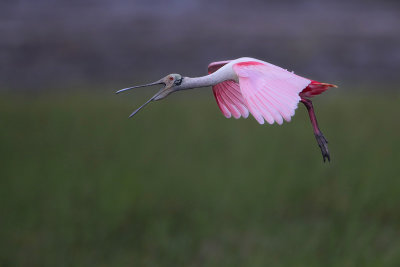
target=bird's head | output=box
[154,73,183,100]
[116,74,184,118]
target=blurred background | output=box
[1,0,400,266]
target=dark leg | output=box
[301,98,330,162]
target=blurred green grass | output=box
[1,91,400,266]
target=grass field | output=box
[1,91,400,266]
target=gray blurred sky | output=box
[1,0,399,91]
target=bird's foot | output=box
[315,132,330,162]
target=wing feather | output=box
[248,78,284,124]
[219,88,241,119]
[259,87,292,122]
[246,94,266,124]
[223,84,249,118]
[213,89,231,118]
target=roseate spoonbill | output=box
[116,57,336,162]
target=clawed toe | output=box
[315,132,330,162]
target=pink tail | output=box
[300,80,337,98]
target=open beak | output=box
[115,79,164,94]
[116,79,167,118]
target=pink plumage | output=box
[208,58,335,125]
[300,80,337,98]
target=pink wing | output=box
[232,61,311,124]
[208,60,311,125]
[208,61,249,119]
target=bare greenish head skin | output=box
[154,73,183,100]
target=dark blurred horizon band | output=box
[1,0,400,91]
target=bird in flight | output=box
[116,57,336,162]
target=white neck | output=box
[177,67,237,91]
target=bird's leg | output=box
[301,98,330,162]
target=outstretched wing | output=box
[208,59,311,124]
[232,60,311,125]
[208,61,249,119]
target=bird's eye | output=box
[169,77,174,81]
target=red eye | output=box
[169,77,174,81]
